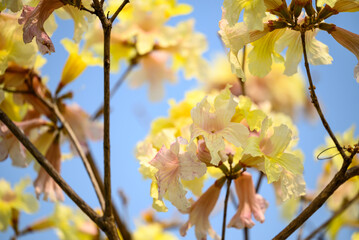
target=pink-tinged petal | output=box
[150,145,179,199]
[180,179,224,240]
[179,142,207,180]
[228,172,268,229]
[196,139,212,165]
[150,138,204,211]
[18,0,64,55]
[34,136,64,201]
[9,141,28,167]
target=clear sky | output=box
[1,0,359,240]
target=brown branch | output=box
[0,109,103,228]
[299,31,347,161]
[110,0,130,24]
[91,63,135,120]
[86,150,132,239]
[303,191,359,240]
[272,31,357,239]
[30,89,106,212]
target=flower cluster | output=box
[135,86,305,238]
[219,0,359,82]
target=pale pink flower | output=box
[191,87,249,165]
[150,138,206,211]
[62,104,103,154]
[0,118,47,167]
[328,25,359,82]
[227,172,268,229]
[34,135,64,201]
[129,50,177,102]
[18,0,64,54]
[180,179,225,240]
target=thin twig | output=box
[31,89,106,211]
[222,179,232,240]
[272,32,357,240]
[86,150,132,239]
[92,63,135,120]
[109,0,130,23]
[303,191,359,240]
[0,109,103,228]
[91,0,122,238]
[299,31,347,161]
[255,172,264,193]
[239,45,247,96]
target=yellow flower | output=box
[241,118,305,201]
[0,14,37,74]
[190,87,249,165]
[57,38,101,94]
[0,178,39,231]
[134,223,178,240]
[0,0,23,12]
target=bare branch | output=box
[0,109,103,228]
[110,0,130,23]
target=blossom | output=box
[0,178,39,231]
[34,134,64,201]
[62,104,103,154]
[326,25,359,82]
[0,14,37,75]
[190,86,249,165]
[150,138,206,211]
[241,118,306,201]
[0,0,23,12]
[18,0,64,54]
[57,38,101,94]
[115,7,177,55]
[227,172,268,229]
[0,118,47,167]
[218,9,269,78]
[48,204,99,240]
[275,24,333,76]
[129,51,177,102]
[133,223,177,240]
[180,178,225,240]
[170,19,209,80]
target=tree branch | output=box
[92,63,135,120]
[303,191,359,240]
[299,31,348,162]
[110,0,130,24]
[0,109,103,228]
[272,31,357,240]
[30,89,106,212]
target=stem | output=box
[0,109,103,228]
[239,45,246,96]
[110,0,130,24]
[273,30,357,240]
[244,228,249,240]
[299,31,347,161]
[92,63,135,120]
[31,90,105,211]
[222,179,232,240]
[255,172,264,193]
[303,191,359,240]
[86,150,132,239]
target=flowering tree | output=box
[0,0,359,240]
